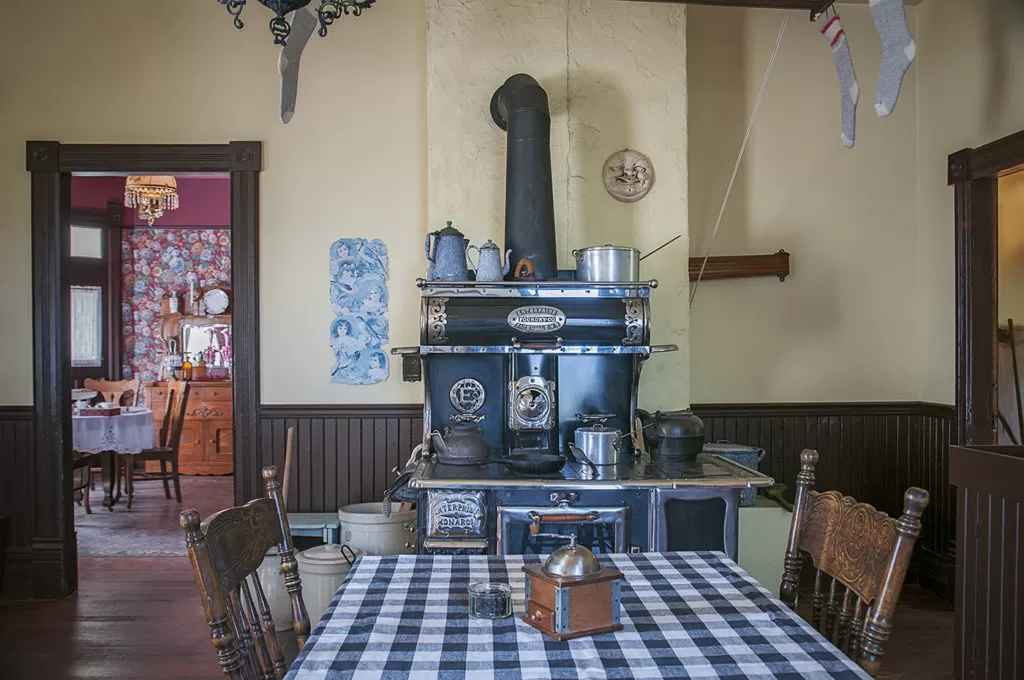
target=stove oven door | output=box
[649,487,740,560]
[496,505,629,555]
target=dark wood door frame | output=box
[26,141,261,598]
[948,130,1024,446]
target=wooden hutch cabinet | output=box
[145,381,233,475]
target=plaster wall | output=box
[0,0,426,405]
[916,0,1024,404]
[426,0,690,409]
[687,5,921,403]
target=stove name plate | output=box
[427,490,487,538]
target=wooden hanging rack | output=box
[689,249,790,282]
[619,0,835,21]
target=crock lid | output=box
[295,544,363,566]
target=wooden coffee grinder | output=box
[521,536,624,640]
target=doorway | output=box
[67,173,236,556]
[25,141,261,599]
[949,129,1024,445]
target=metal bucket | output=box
[573,246,640,282]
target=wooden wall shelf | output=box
[619,0,833,20]
[689,250,790,282]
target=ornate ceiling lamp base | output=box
[217,0,376,45]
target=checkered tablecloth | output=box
[285,552,870,680]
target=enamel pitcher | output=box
[425,221,469,281]
[466,239,511,281]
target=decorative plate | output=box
[203,288,230,315]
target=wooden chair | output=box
[72,452,94,514]
[121,380,189,509]
[780,449,929,677]
[81,378,140,494]
[181,465,310,680]
[83,378,141,407]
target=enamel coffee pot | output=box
[466,239,511,281]
[425,221,470,281]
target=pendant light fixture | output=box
[217,0,376,46]
[124,175,180,226]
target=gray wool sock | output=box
[821,14,859,148]
[279,7,318,124]
[870,0,916,117]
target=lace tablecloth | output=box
[72,407,156,454]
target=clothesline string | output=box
[690,10,791,306]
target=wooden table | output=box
[286,552,870,679]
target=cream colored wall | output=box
[426,0,690,409]
[0,0,426,405]
[917,0,1024,404]
[688,5,922,403]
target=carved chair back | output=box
[181,465,310,680]
[779,449,929,677]
[158,380,190,450]
[83,378,141,407]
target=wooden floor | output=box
[0,477,956,679]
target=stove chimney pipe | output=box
[491,74,557,281]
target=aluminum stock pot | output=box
[573,245,640,282]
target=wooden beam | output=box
[688,250,790,282]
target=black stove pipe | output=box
[490,74,557,281]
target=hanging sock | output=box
[279,8,318,124]
[870,0,916,116]
[820,14,859,148]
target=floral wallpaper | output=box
[121,229,231,381]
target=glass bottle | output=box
[182,354,193,380]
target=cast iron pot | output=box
[636,409,706,463]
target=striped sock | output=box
[821,15,859,149]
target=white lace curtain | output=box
[70,285,102,367]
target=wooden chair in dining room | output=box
[181,465,310,680]
[83,378,141,407]
[81,378,141,494]
[779,449,929,678]
[121,380,190,509]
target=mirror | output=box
[182,319,233,378]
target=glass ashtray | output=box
[468,581,512,619]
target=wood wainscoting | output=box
[0,406,40,599]
[692,402,957,599]
[253,405,423,515]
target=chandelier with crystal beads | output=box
[124,176,180,227]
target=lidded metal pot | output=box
[637,409,706,463]
[571,413,622,466]
[573,245,640,282]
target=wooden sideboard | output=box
[145,381,233,475]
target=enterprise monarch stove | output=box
[386,73,773,557]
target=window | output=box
[70,285,103,367]
[70,225,103,259]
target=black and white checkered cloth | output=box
[285,552,870,680]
